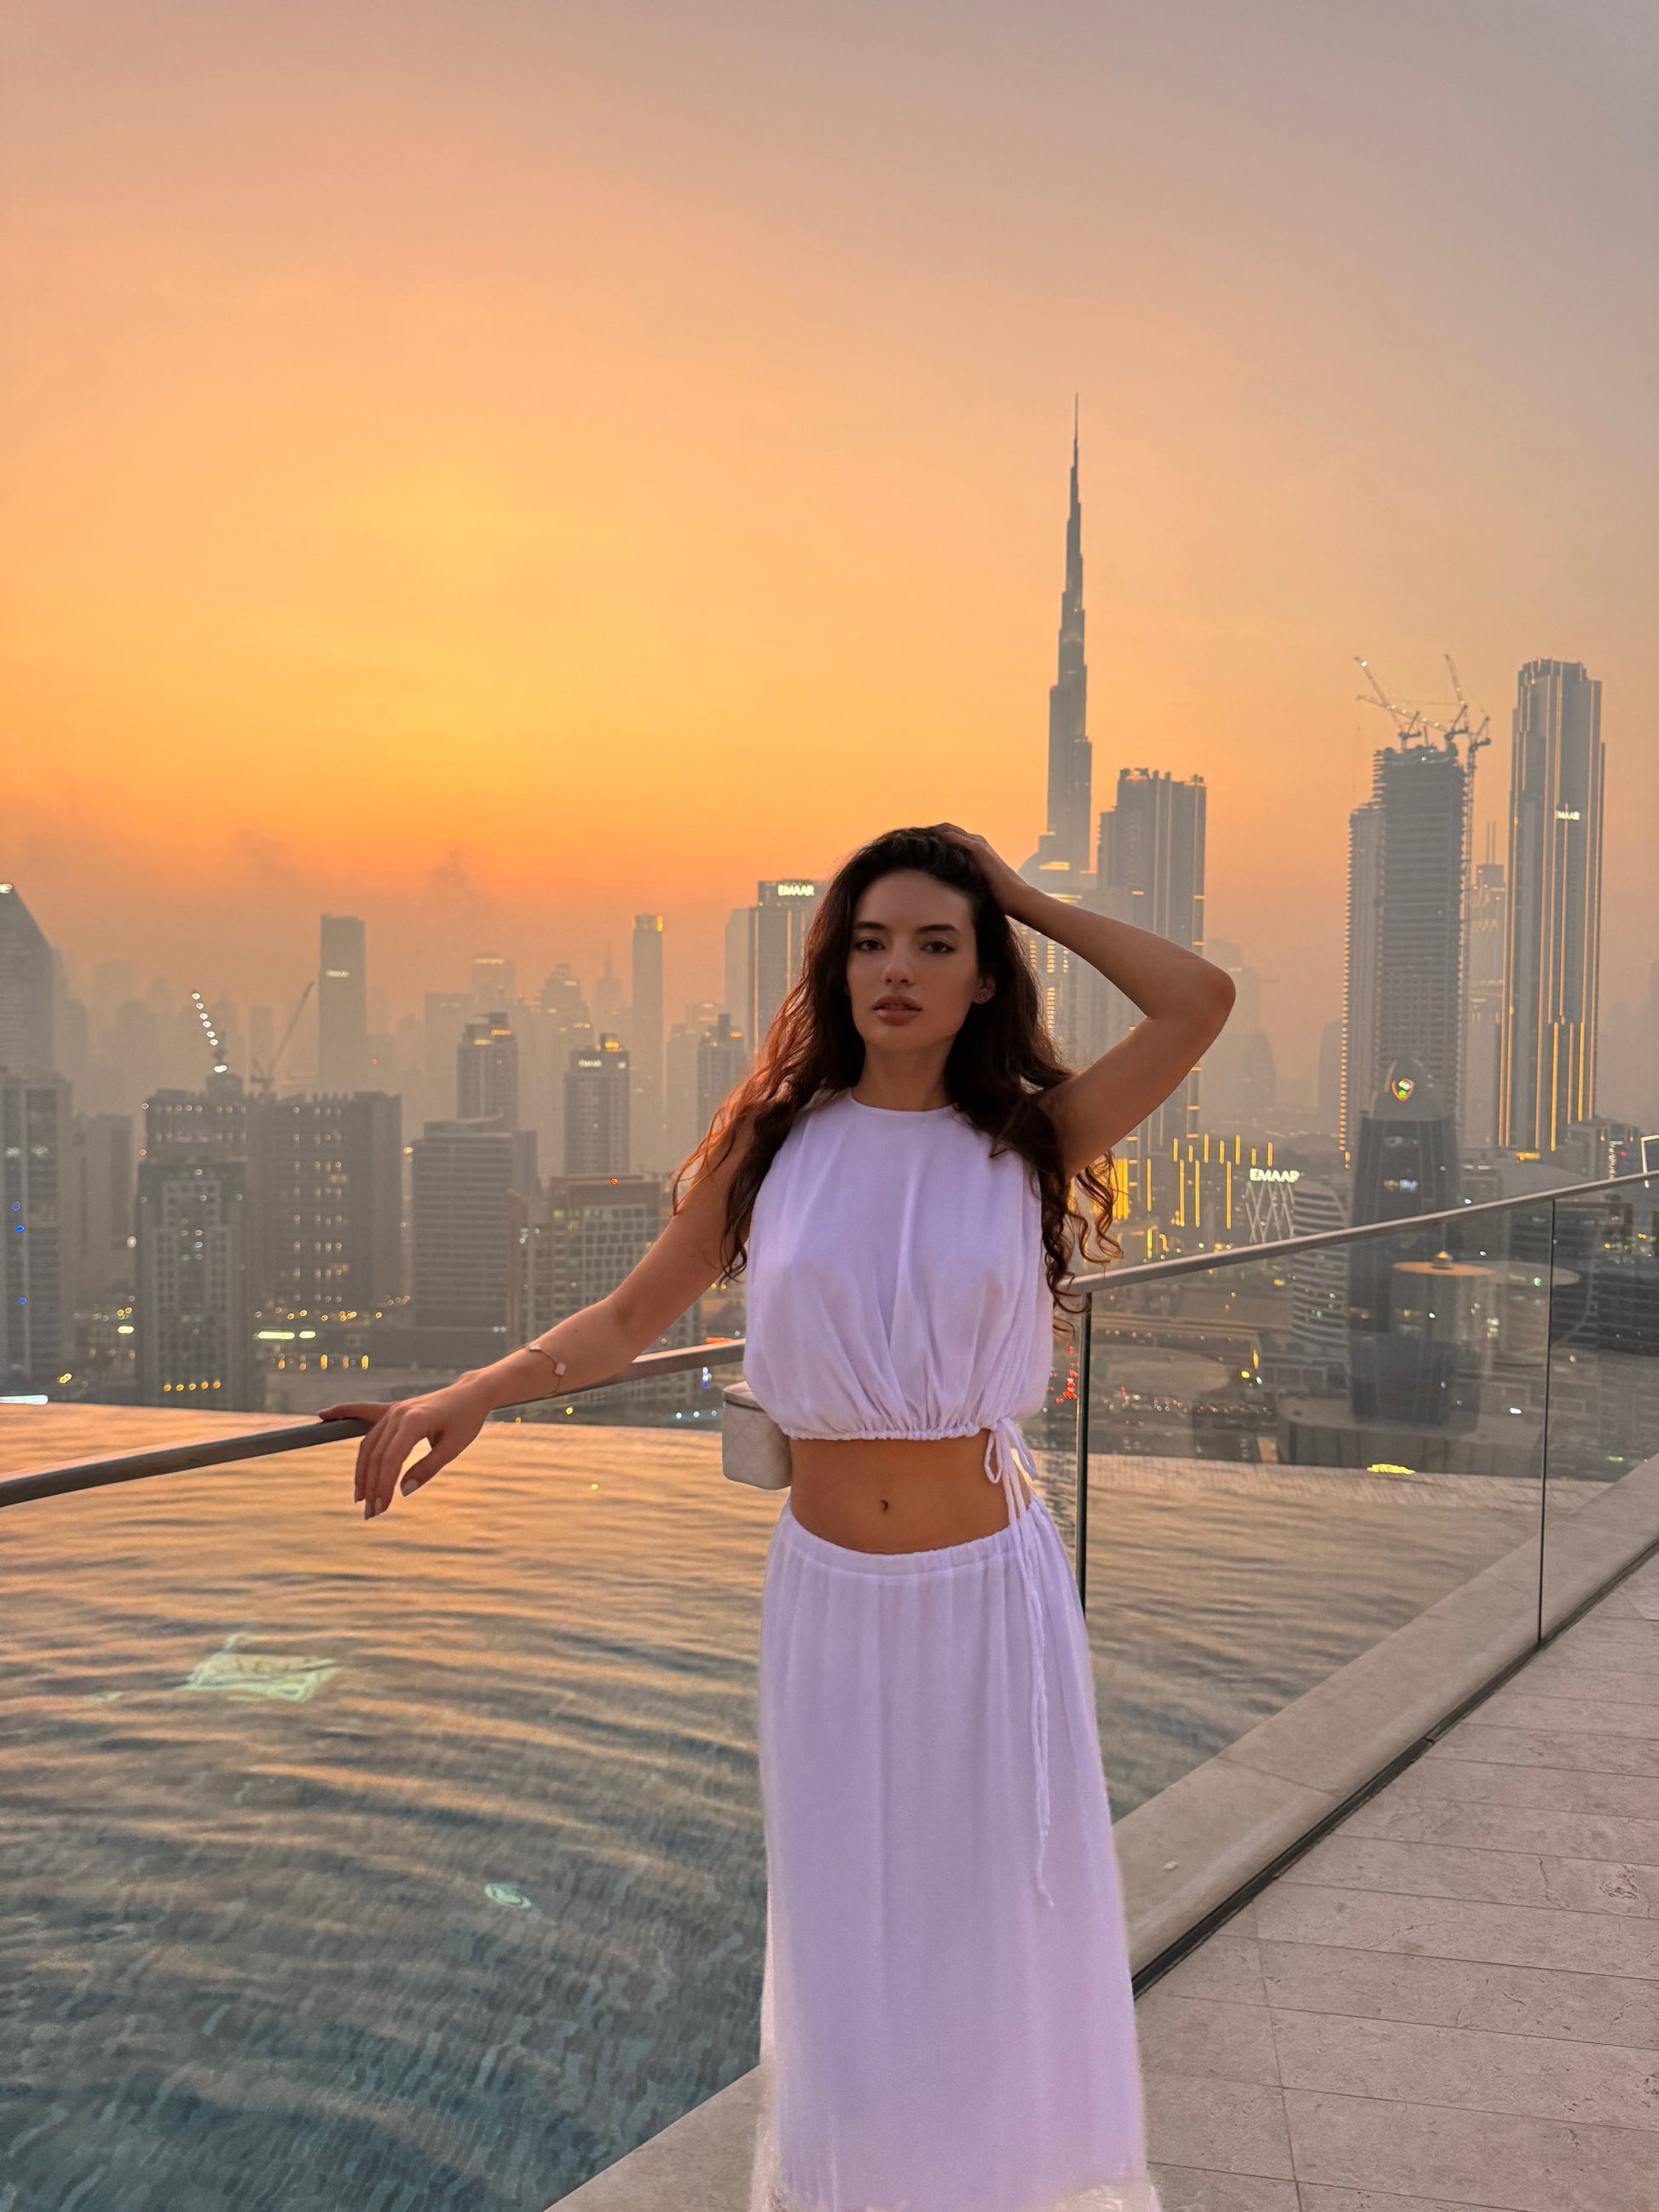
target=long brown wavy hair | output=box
[675,826,1119,1316]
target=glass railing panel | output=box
[0,1409,772,2209]
[1026,1319,1085,1567]
[1540,1173,1659,1637]
[1080,1200,1555,1812]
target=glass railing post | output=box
[1073,1292,1093,1608]
[1537,1194,1558,1649]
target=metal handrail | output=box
[1,1168,1649,1516]
[0,1338,749,1512]
[1066,1166,1654,1296]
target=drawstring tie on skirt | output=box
[983,1416,1054,1909]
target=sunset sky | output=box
[5,0,1655,1083]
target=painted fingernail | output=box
[400,1476,414,1495]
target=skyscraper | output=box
[0,882,55,1077]
[1096,768,1207,1148]
[457,1011,519,1125]
[471,953,516,1014]
[727,881,821,1059]
[508,1172,703,1421]
[1288,1176,1348,1383]
[0,1072,69,1391]
[1343,738,1467,1148]
[246,1091,402,1316]
[1375,742,1467,1128]
[564,1035,631,1175]
[136,1083,256,1410]
[1316,1018,1344,1139]
[318,915,368,1093]
[65,1108,136,1308]
[697,1013,748,1135]
[1500,659,1604,1155]
[422,991,470,1121]
[511,1174,668,1339]
[410,1120,514,1330]
[524,966,592,1175]
[631,913,665,1168]
[591,948,627,1037]
[1340,800,1383,1152]
[1347,1056,1465,1429]
[1032,413,1092,875]
[665,1002,722,1166]
[1463,843,1507,1148]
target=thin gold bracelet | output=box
[523,1343,568,1377]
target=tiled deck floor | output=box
[1138,1547,1659,2212]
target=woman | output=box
[325,823,1233,2212]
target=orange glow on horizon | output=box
[4,4,1654,1073]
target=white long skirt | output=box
[749,1458,1162,2212]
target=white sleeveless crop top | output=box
[742,1089,1055,1442]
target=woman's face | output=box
[845,869,991,1054]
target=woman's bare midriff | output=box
[787,1432,1032,1554]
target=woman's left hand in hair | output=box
[928,825,1036,922]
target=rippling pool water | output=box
[0,1406,1557,2210]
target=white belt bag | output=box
[722,1380,794,1489]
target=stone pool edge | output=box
[548,1450,1659,2210]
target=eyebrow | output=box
[853,919,963,933]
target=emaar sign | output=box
[1248,1166,1300,1184]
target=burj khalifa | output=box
[1031,410,1093,876]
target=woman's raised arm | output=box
[320,1113,754,1520]
[932,825,1235,1179]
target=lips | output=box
[875,998,921,1014]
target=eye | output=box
[852,933,883,952]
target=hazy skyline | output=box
[6,0,1655,1083]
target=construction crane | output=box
[1354,657,1430,743]
[1437,651,1493,918]
[250,978,315,1095]
[189,990,232,1079]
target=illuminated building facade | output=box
[458,1010,519,1125]
[1113,1132,1296,1262]
[509,1172,704,1423]
[564,1035,631,1177]
[1500,659,1604,1155]
[1347,1056,1464,1427]
[136,1083,255,1410]
[246,1091,402,1317]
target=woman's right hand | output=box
[317,1382,491,1520]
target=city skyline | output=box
[5,4,1654,1089]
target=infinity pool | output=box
[0,1406,1554,2209]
